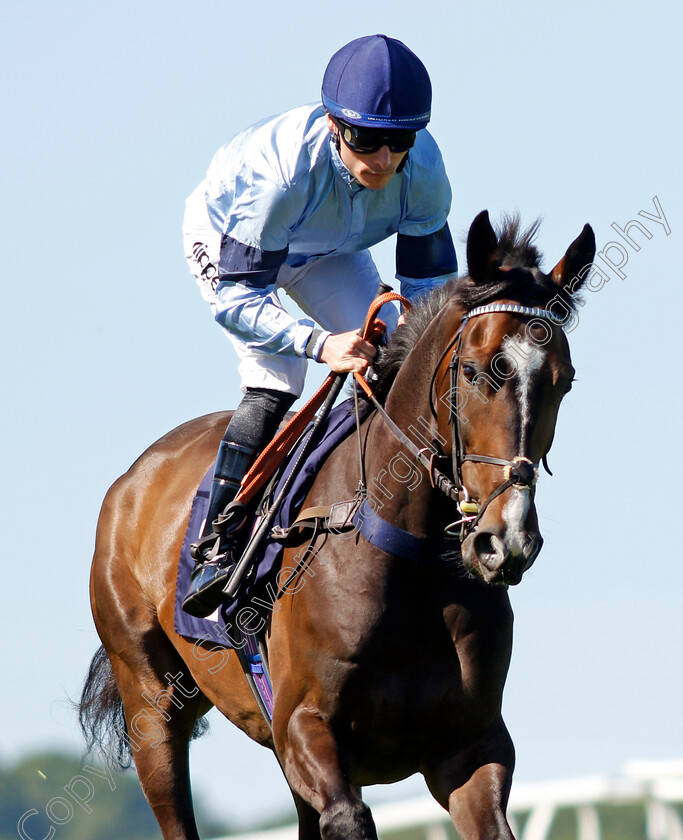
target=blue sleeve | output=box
[396,223,458,301]
[218,236,289,289]
[396,223,457,279]
[214,280,317,356]
[214,235,316,356]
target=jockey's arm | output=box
[395,222,459,302]
[214,236,376,375]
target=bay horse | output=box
[79,210,595,840]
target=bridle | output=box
[358,302,566,540]
[441,303,567,535]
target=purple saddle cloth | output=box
[173,399,359,647]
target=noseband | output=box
[363,303,566,541]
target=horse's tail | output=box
[77,645,211,769]
[77,645,133,769]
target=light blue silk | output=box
[202,103,455,356]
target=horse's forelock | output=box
[496,214,543,269]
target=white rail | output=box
[212,759,683,840]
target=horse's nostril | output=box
[473,532,504,570]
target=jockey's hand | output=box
[319,329,378,374]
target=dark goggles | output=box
[331,115,417,154]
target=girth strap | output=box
[269,497,457,565]
[352,501,458,564]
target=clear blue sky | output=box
[2,0,681,830]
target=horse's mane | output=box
[372,215,574,402]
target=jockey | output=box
[182,34,458,617]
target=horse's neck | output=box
[363,312,454,537]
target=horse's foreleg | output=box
[277,707,377,840]
[291,790,323,840]
[423,721,516,840]
[446,762,515,840]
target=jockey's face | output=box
[326,115,408,190]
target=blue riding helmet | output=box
[322,34,432,131]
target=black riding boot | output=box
[182,387,296,618]
[182,440,255,617]
[193,439,255,559]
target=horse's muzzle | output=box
[462,529,543,585]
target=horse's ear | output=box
[550,224,596,292]
[467,210,500,283]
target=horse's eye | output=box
[461,364,476,381]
